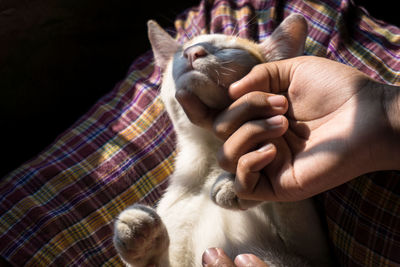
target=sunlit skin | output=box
[175,56,400,266]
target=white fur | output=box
[114,14,332,267]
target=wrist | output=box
[382,83,400,134]
[380,82,400,170]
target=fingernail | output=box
[257,143,273,152]
[235,254,252,265]
[266,116,283,126]
[268,95,286,107]
[202,248,219,264]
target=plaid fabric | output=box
[0,0,399,266]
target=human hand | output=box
[202,248,268,267]
[177,56,400,201]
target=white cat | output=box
[113,14,332,267]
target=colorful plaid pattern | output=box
[0,0,399,266]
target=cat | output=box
[113,14,332,267]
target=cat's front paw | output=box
[211,173,261,210]
[113,205,169,267]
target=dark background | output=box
[0,0,397,178]
[0,0,199,178]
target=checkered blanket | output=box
[1,0,399,266]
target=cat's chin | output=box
[175,70,231,109]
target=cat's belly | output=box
[157,191,284,267]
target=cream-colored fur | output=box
[114,14,332,266]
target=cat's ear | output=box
[259,14,308,61]
[148,20,180,70]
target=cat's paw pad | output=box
[113,205,169,266]
[211,173,261,210]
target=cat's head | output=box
[148,14,307,109]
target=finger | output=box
[235,254,270,267]
[214,92,288,140]
[229,60,295,100]
[175,89,217,131]
[234,144,277,201]
[202,248,235,267]
[218,115,288,173]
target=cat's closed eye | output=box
[215,48,248,59]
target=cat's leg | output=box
[210,172,261,210]
[113,204,169,267]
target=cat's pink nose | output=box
[183,45,207,65]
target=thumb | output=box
[202,248,235,267]
[229,58,299,100]
[175,88,217,131]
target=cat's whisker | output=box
[214,69,221,86]
[228,20,238,37]
[192,19,203,36]
[232,20,239,37]
[220,66,237,73]
[219,60,235,65]
[235,23,242,38]
[235,30,240,38]
[179,27,191,41]
[245,13,258,27]
[237,13,258,39]
[186,28,194,41]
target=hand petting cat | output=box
[177,55,400,202]
[115,15,335,267]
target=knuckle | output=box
[235,156,256,198]
[188,111,211,129]
[241,91,261,106]
[237,156,250,173]
[217,149,234,172]
[239,118,285,142]
[237,94,252,115]
[240,91,271,114]
[235,188,250,199]
[240,121,261,138]
[251,63,266,74]
[240,121,253,135]
[213,121,232,140]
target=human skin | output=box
[177,55,400,202]
[177,56,400,266]
[202,248,269,267]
